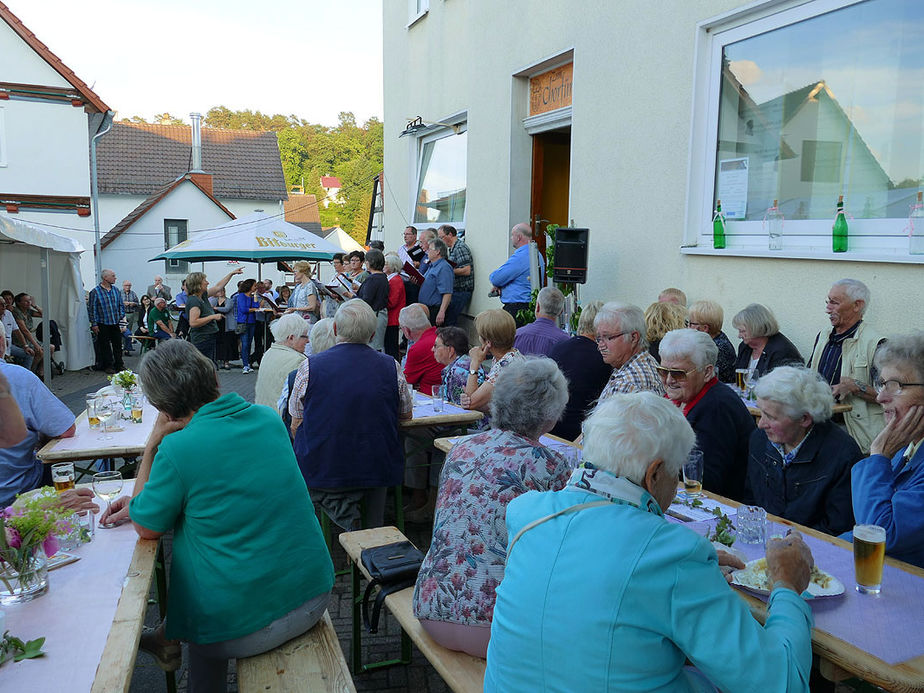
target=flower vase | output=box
[0,545,49,605]
[121,388,134,420]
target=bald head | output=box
[511,223,532,248]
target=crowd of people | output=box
[1,223,923,692]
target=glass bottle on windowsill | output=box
[910,191,924,255]
[832,195,848,253]
[713,200,726,249]
[767,199,783,250]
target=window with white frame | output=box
[164,219,188,273]
[0,107,7,167]
[408,0,429,26]
[687,0,924,261]
[413,128,467,231]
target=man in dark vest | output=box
[290,299,413,529]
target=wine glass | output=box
[93,471,126,529]
[96,399,115,441]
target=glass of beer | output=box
[682,450,704,497]
[86,395,101,429]
[853,524,886,594]
[735,369,749,395]
[130,393,144,424]
[51,462,76,493]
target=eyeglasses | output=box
[655,365,700,381]
[873,379,924,395]
[432,342,447,349]
[595,331,633,344]
[685,320,704,328]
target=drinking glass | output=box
[51,462,76,493]
[93,471,126,529]
[431,385,444,412]
[682,450,704,497]
[86,395,101,430]
[737,505,767,544]
[96,399,115,441]
[853,524,886,594]
[130,393,145,424]
[734,369,749,395]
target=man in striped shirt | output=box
[88,269,125,374]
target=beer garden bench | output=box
[339,526,486,693]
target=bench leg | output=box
[155,541,177,693]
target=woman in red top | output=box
[384,254,407,361]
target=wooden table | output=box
[1,482,159,693]
[700,489,924,692]
[399,392,483,430]
[37,400,158,464]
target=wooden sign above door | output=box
[529,63,573,117]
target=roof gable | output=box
[0,1,109,112]
[97,122,288,201]
[100,174,234,249]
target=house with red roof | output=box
[319,175,342,206]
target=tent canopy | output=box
[151,211,342,262]
[323,226,365,253]
[0,214,94,370]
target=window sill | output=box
[680,245,924,265]
[406,9,428,28]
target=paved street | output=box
[49,353,446,693]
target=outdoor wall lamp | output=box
[399,115,463,138]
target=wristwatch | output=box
[469,368,479,376]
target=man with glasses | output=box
[595,302,664,404]
[841,334,924,568]
[808,278,886,453]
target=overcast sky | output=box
[8,0,383,126]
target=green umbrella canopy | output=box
[151,212,342,262]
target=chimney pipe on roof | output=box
[190,112,204,173]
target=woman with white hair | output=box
[485,392,815,692]
[659,329,755,500]
[732,303,803,379]
[746,366,862,535]
[254,314,310,408]
[413,358,574,658]
[687,299,736,383]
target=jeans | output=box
[192,333,217,365]
[446,291,472,326]
[239,323,255,367]
[8,344,33,369]
[187,591,331,693]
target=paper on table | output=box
[668,493,738,522]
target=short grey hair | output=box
[583,392,695,485]
[753,366,834,423]
[271,313,309,342]
[384,253,403,274]
[577,301,604,336]
[334,298,377,344]
[428,238,448,259]
[732,303,780,338]
[490,358,568,439]
[594,302,648,349]
[537,286,565,317]
[309,318,337,354]
[399,304,431,333]
[659,328,718,369]
[874,332,924,382]
[138,340,219,419]
[832,278,871,315]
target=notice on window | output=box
[717,158,749,220]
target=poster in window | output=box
[718,158,749,220]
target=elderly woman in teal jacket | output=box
[485,392,816,692]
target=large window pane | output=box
[414,131,467,225]
[715,0,924,222]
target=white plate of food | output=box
[731,557,845,598]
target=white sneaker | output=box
[242,366,253,374]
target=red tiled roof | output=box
[97,122,288,200]
[320,176,342,188]
[0,1,110,113]
[100,174,234,249]
[283,194,321,224]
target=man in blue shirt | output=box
[418,238,454,326]
[88,269,126,374]
[489,223,544,327]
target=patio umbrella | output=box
[151,211,342,263]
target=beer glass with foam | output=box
[853,524,886,594]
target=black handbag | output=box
[360,541,424,633]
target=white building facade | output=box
[383,0,924,353]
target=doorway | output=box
[530,129,571,259]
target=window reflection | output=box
[414,132,467,224]
[716,0,924,221]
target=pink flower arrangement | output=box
[1,488,73,583]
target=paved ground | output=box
[49,353,447,693]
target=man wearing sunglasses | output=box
[842,334,924,568]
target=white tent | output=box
[323,226,365,253]
[0,214,94,372]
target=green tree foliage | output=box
[201,108,383,238]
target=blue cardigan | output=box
[485,488,813,692]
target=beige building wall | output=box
[382,0,922,358]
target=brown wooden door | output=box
[530,129,571,262]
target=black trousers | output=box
[96,323,124,371]
[384,325,400,362]
[502,302,531,328]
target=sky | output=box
[8,0,383,127]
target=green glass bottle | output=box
[832,195,848,253]
[713,199,726,249]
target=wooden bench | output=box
[236,610,356,693]
[339,526,486,693]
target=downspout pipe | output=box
[90,110,115,281]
